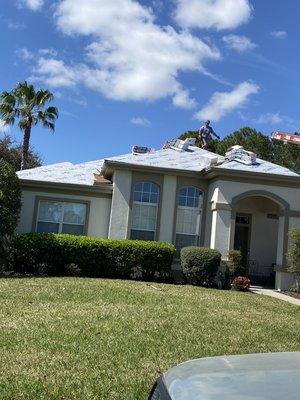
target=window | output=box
[130,182,159,241]
[175,186,203,255]
[36,200,87,236]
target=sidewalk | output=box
[251,286,300,306]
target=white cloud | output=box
[222,34,257,52]
[270,30,287,39]
[256,112,297,128]
[18,0,44,11]
[7,20,26,30]
[130,117,152,127]
[31,0,220,109]
[16,47,34,61]
[174,0,252,30]
[195,81,259,121]
[38,48,58,57]
[32,58,79,87]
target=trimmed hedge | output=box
[181,246,221,287]
[227,250,246,278]
[10,233,175,281]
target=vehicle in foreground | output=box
[148,352,300,400]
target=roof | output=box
[104,145,299,177]
[17,145,299,187]
[17,159,104,186]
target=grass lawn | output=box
[0,278,299,399]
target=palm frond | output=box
[35,90,54,107]
[42,120,55,131]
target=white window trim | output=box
[130,182,160,239]
[35,198,89,235]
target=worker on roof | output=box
[199,120,220,149]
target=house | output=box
[16,139,300,290]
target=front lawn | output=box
[0,278,299,399]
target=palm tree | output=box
[0,82,58,170]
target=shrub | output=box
[286,229,300,292]
[0,159,21,237]
[231,276,251,291]
[9,233,175,281]
[180,247,221,287]
[228,250,245,278]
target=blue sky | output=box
[1,0,299,165]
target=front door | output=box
[234,214,251,268]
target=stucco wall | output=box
[108,169,132,239]
[17,189,112,238]
[206,179,300,261]
[236,197,279,267]
[210,180,300,210]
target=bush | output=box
[228,250,245,278]
[286,229,300,292]
[9,233,175,281]
[0,160,21,268]
[180,247,221,287]
[0,159,21,237]
[231,276,251,291]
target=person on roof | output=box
[199,120,220,149]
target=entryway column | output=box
[276,214,289,266]
[210,202,232,259]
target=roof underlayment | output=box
[17,145,299,186]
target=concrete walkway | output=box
[251,287,300,306]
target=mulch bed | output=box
[283,291,300,300]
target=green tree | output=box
[179,127,300,172]
[0,82,58,170]
[0,134,41,172]
[0,159,22,265]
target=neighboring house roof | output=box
[17,145,299,187]
[17,159,104,186]
[104,145,299,177]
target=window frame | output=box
[174,185,204,256]
[33,196,90,236]
[130,181,160,241]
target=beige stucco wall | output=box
[108,169,132,239]
[209,180,300,210]
[159,175,177,242]
[206,179,300,262]
[17,189,112,238]
[236,197,279,267]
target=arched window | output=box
[130,182,159,241]
[175,186,203,254]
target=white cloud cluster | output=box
[174,0,252,30]
[19,0,44,11]
[195,81,259,121]
[222,34,257,52]
[256,112,296,127]
[270,30,287,39]
[32,58,79,87]
[16,47,34,61]
[31,0,220,109]
[130,117,152,127]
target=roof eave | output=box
[19,178,113,194]
[204,167,300,186]
[102,159,206,178]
